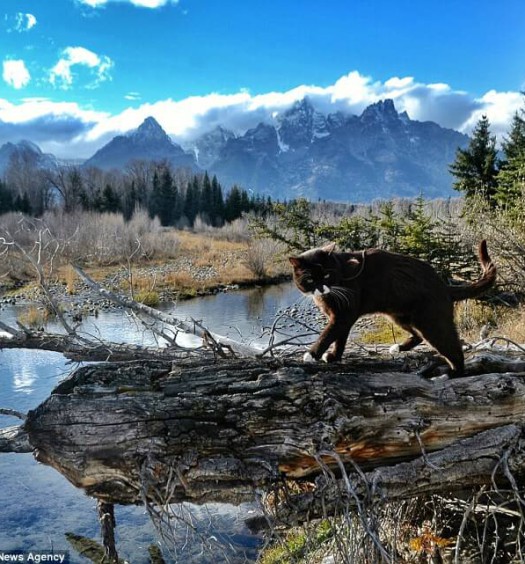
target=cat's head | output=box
[288,242,341,297]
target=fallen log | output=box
[17,353,525,522]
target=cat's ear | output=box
[322,242,336,255]
[289,257,301,268]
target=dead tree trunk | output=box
[14,354,525,522]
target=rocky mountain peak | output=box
[360,99,400,123]
[84,116,197,170]
[16,139,43,155]
[277,97,329,149]
[131,117,171,144]
[193,125,236,168]
[0,139,57,175]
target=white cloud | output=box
[2,60,31,89]
[78,0,107,6]
[14,12,37,32]
[124,92,142,101]
[77,0,179,7]
[462,90,525,140]
[49,46,113,89]
[0,70,522,159]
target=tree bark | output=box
[18,354,525,521]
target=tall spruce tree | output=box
[211,175,224,225]
[200,172,213,223]
[449,115,498,204]
[496,100,525,207]
[224,185,242,222]
[0,180,14,214]
[184,177,200,226]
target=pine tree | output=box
[375,201,402,251]
[0,180,14,214]
[399,195,438,262]
[224,185,242,222]
[210,175,224,225]
[123,181,137,221]
[157,168,179,226]
[184,176,200,226]
[14,192,32,215]
[449,115,498,204]
[100,184,121,213]
[496,100,525,207]
[148,171,161,219]
[200,172,213,224]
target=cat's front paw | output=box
[303,351,317,363]
[322,351,336,363]
[389,343,401,355]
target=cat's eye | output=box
[305,277,313,284]
[324,273,330,280]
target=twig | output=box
[0,408,26,420]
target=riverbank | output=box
[0,230,291,319]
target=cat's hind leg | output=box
[413,310,465,377]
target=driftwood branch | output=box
[0,425,32,453]
[17,354,525,523]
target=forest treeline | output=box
[0,159,270,227]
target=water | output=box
[0,282,304,563]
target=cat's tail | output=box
[448,240,496,301]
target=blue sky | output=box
[1,0,524,158]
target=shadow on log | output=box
[9,352,525,524]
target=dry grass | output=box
[18,305,51,328]
[495,308,525,343]
[63,265,77,295]
[357,315,410,346]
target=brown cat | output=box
[289,241,496,377]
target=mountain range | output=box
[0,140,57,175]
[0,98,469,202]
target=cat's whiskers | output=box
[330,286,356,310]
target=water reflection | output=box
[12,365,37,394]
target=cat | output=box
[289,240,496,377]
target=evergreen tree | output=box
[224,185,242,222]
[184,176,200,226]
[496,101,525,207]
[0,180,14,214]
[100,184,121,213]
[239,188,250,214]
[149,171,161,220]
[502,107,525,162]
[210,175,224,225]
[449,115,498,204]
[400,195,438,261]
[375,201,402,251]
[13,192,32,215]
[200,172,213,224]
[158,167,179,226]
[123,181,137,221]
